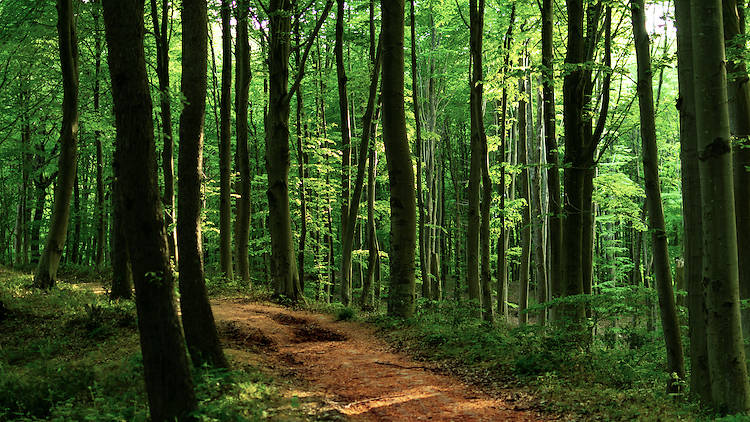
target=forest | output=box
[1,0,749,420]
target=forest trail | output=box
[211,298,545,421]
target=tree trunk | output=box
[467,0,486,316]
[690,0,750,412]
[530,84,548,326]
[722,0,750,358]
[177,0,228,369]
[336,0,353,305]
[234,0,252,284]
[382,0,416,318]
[293,9,306,292]
[34,0,79,288]
[218,0,233,280]
[110,155,132,300]
[94,2,105,268]
[541,0,561,322]
[410,0,430,301]
[518,66,531,326]
[150,0,176,264]
[632,0,686,393]
[101,0,197,418]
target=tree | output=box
[382,0,416,318]
[177,0,228,369]
[33,0,79,288]
[540,0,561,322]
[150,0,177,263]
[631,0,685,393]
[218,0,233,280]
[101,0,197,418]
[689,0,750,413]
[234,0,252,284]
[722,0,750,356]
[265,0,332,301]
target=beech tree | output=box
[101,0,197,418]
[33,0,78,288]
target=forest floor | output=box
[211,297,546,421]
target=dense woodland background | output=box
[2,0,750,420]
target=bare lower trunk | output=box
[382,0,416,318]
[690,0,750,412]
[234,0,252,283]
[34,0,79,288]
[218,0,233,280]
[177,0,228,369]
[632,0,686,392]
[101,0,197,418]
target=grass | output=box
[0,266,300,421]
[358,296,721,421]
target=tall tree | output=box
[93,0,105,268]
[722,0,750,356]
[336,0,354,305]
[150,0,177,263]
[218,0,234,280]
[517,64,531,326]
[675,0,710,403]
[467,0,486,315]
[33,0,79,288]
[266,0,333,301]
[410,0,430,301]
[690,0,750,412]
[235,0,252,284]
[101,0,197,418]
[177,0,228,369]
[631,0,686,393]
[540,0,561,321]
[382,0,416,318]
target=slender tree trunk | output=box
[293,9,307,291]
[177,0,228,369]
[93,2,105,268]
[518,67,531,326]
[34,0,79,288]
[150,0,177,263]
[382,0,416,318]
[101,0,197,418]
[690,0,750,412]
[675,0,710,402]
[722,0,750,357]
[530,84,548,326]
[541,0,561,322]
[218,0,234,279]
[632,0,686,393]
[467,0,485,315]
[234,0,252,284]
[410,0,430,301]
[336,0,354,305]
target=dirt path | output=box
[212,298,545,421]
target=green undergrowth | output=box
[361,296,716,421]
[0,266,297,421]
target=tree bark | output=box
[177,0,228,369]
[150,0,177,263]
[722,0,750,358]
[218,0,233,280]
[518,66,531,326]
[382,0,416,318]
[631,0,686,393]
[675,1,710,399]
[235,0,252,283]
[93,2,105,268]
[101,0,197,418]
[541,0,561,322]
[34,0,79,288]
[690,0,750,412]
[336,0,354,305]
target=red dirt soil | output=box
[211,298,545,421]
